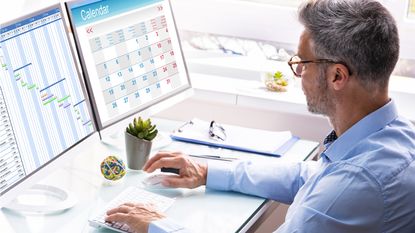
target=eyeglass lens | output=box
[291,56,302,77]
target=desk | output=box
[0,118,318,233]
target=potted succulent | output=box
[263,71,290,92]
[125,116,158,170]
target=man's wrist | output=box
[200,162,208,185]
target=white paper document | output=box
[170,118,298,157]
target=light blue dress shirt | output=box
[149,100,415,233]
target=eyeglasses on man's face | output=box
[287,55,351,78]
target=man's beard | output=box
[306,69,334,116]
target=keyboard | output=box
[89,186,175,232]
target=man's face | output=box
[297,31,334,115]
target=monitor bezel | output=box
[65,0,193,131]
[0,2,97,206]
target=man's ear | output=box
[329,64,350,91]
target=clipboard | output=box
[170,118,299,157]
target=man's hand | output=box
[105,202,165,233]
[143,151,207,188]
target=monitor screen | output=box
[0,4,95,201]
[67,0,192,130]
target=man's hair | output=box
[298,0,399,90]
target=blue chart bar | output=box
[13,63,32,72]
[73,99,85,107]
[83,120,91,126]
[39,78,66,92]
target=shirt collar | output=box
[323,99,398,162]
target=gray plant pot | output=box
[125,132,152,170]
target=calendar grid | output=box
[96,38,172,76]
[98,50,175,88]
[101,60,177,93]
[88,6,182,116]
[103,62,178,104]
[103,73,180,112]
[70,0,190,125]
[90,15,167,53]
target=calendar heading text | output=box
[81,5,110,21]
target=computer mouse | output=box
[142,174,171,189]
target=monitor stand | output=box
[3,184,77,214]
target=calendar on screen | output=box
[67,0,191,129]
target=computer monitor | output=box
[0,4,95,210]
[66,0,192,136]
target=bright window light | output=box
[238,0,302,7]
[409,0,415,19]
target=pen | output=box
[160,155,238,174]
[161,155,237,174]
[188,154,238,162]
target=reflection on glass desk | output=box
[0,118,319,233]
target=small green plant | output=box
[126,116,158,141]
[264,71,289,92]
[272,71,288,86]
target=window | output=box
[409,0,415,19]
[172,0,415,121]
[238,0,301,7]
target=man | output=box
[106,0,415,232]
